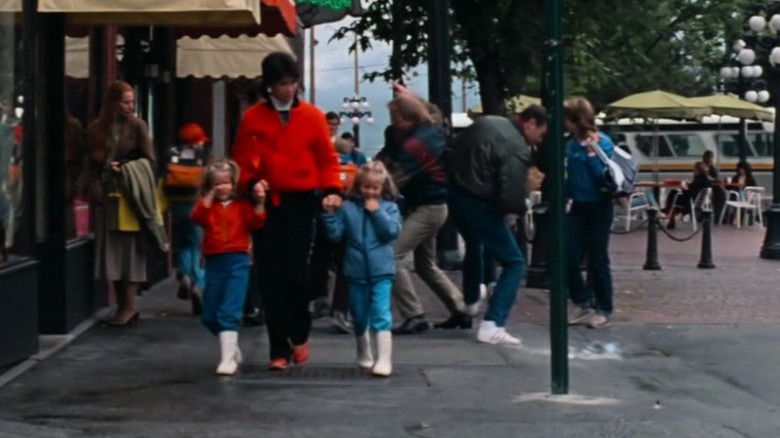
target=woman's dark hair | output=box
[259,52,300,99]
[737,160,753,176]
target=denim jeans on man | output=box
[171,202,204,289]
[201,252,250,335]
[448,186,526,327]
[567,200,613,316]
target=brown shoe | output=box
[103,311,140,327]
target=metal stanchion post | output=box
[526,202,550,289]
[643,206,662,270]
[698,188,716,269]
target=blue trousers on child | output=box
[171,202,205,290]
[349,279,392,335]
[202,252,250,335]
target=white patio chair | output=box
[613,190,649,231]
[719,186,764,228]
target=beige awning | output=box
[177,34,293,78]
[65,36,91,79]
[65,34,294,79]
[0,0,20,12]
[39,0,261,26]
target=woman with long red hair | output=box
[84,81,156,326]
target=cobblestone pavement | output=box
[414,225,780,325]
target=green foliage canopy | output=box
[332,0,751,113]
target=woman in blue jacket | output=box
[564,97,616,329]
[323,161,402,377]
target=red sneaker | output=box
[291,343,310,365]
[268,358,289,371]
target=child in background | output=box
[191,160,266,376]
[322,161,402,377]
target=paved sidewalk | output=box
[1,223,779,437]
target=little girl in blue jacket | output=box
[322,161,402,377]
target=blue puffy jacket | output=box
[322,198,402,284]
[565,132,614,202]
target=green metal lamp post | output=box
[543,0,568,394]
[745,6,780,259]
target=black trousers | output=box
[260,192,319,360]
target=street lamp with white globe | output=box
[737,7,780,259]
[339,96,374,149]
[719,43,767,164]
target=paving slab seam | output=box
[0,307,112,390]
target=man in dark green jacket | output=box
[447,105,547,345]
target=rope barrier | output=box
[653,217,703,242]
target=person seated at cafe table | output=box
[730,161,757,190]
[723,161,759,225]
[702,150,727,219]
[662,161,712,229]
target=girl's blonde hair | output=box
[202,159,240,196]
[563,97,597,140]
[388,95,435,126]
[346,161,399,200]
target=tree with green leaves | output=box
[333,0,750,113]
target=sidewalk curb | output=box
[0,307,113,389]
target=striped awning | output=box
[39,0,261,26]
[65,33,294,79]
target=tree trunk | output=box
[472,53,505,115]
[390,0,405,84]
[451,0,506,115]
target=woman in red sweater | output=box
[191,160,266,375]
[232,52,342,370]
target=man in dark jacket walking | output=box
[447,105,547,345]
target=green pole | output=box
[544,0,568,394]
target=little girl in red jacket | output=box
[191,159,266,376]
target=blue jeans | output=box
[449,186,526,327]
[171,202,204,290]
[349,279,393,335]
[202,252,251,334]
[567,200,614,316]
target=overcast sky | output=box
[304,18,482,157]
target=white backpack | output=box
[591,140,638,198]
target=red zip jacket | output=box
[191,198,266,256]
[231,100,342,203]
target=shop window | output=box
[0,14,28,266]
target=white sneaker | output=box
[476,320,521,345]
[568,308,594,326]
[585,313,609,328]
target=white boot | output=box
[372,331,392,377]
[356,332,374,370]
[216,331,240,376]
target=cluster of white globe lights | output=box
[340,97,375,125]
[719,14,780,103]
